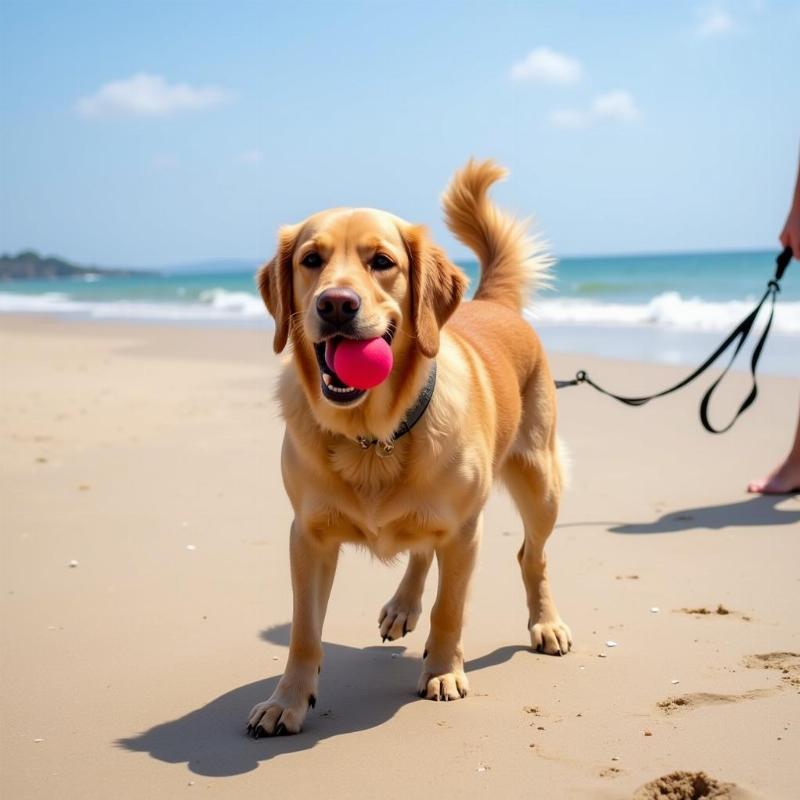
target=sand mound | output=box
[633,771,736,799]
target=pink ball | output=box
[332,337,393,390]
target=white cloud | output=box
[591,90,640,122]
[510,47,582,84]
[76,73,231,118]
[549,90,641,129]
[235,148,264,165]
[694,4,735,38]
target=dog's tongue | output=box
[325,338,339,372]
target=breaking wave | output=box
[1,288,799,334]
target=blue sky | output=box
[1,0,798,267]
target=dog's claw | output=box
[275,722,287,736]
[255,725,267,739]
[308,694,316,709]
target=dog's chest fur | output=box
[320,438,459,558]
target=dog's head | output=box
[258,208,466,415]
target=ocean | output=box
[1,250,798,376]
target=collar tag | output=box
[352,361,437,456]
[376,440,395,457]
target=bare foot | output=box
[747,457,800,494]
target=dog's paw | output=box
[417,669,469,701]
[246,689,317,738]
[378,598,421,642]
[530,619,573,656]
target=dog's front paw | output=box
[378,597,421,642]
[530,619,572,656]
[417,669,469,701]
[246,686,317,738]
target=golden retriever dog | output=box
[247,159,571,737]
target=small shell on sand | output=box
[68,560,78,568]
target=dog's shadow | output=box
[117,623,526,777]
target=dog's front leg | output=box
[379,549,434,642]
[418,515,481,701]
[247,521,338,737]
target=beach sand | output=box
[1,315,798,799]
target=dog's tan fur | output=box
[248,159,571,736]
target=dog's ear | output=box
[404,225,467,358]
[257,224,300,354]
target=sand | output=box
[1,315,799,799]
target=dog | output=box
[247,159,571,737]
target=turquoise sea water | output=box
[1,249,798,374]
[3,249,797,305]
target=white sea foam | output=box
[197,288,265,316]
[528,292,800,334]
[0,288,268,322]
[1,288,799,334]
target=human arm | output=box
[780,154,800,259]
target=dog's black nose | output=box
[316,288,361,325]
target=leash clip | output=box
[575,370,587,383]
[354,435,395,456]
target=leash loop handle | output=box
[775,245,792,281]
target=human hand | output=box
[781,192,800,259]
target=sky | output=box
[1,0,799,268]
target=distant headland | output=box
[0,251,142,281]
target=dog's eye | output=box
[301,252,323,269]
[371,254,395,271]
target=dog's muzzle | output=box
[313,323,395,406]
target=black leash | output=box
[555,247,793,434]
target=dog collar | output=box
[355,361,437,456]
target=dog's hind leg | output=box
[379,549,433,641]
[501,451,572,655]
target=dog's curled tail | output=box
[442,158,552,312]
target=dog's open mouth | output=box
[313,324,395,405]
